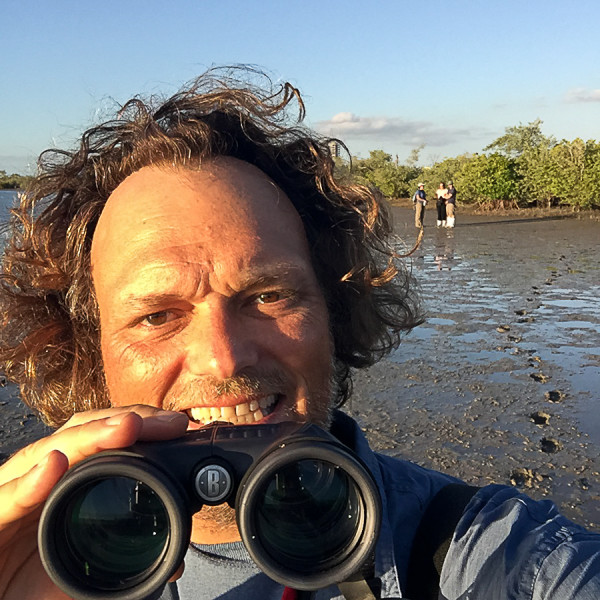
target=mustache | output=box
[163,370,289,411]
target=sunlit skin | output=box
[90,158,334,544]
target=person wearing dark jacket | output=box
[414,182,427,228]
[446,181,457,227]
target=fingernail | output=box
[106,414,129,426]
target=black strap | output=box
[406,483,479,600]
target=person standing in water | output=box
[446,181,457,227]
[436,182,447,227]
[413,182,427,228]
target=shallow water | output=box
[350,208,600,527]
[397,210,600,442]
[0,189,18,215]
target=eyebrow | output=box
[119,265,311,313]
[121,293,186,314]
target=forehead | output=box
[91,158,309,268]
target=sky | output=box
[2,0,600,174]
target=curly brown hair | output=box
[0,67,423,427]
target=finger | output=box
[59,405,189,440]
[0,450,68,528]
[0,412,143,485]
[67,409,188,448]
[168,561,185,582]
[2,410,188,486]
[138,410,189,440]
[56,411,146,466]
[57,404,175,431]
[1,407,189,486]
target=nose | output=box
[184,297,259,379]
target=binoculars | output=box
[38,421,381,600]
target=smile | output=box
[186,394,280,425]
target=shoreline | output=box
[389,198,600,221]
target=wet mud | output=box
[347,207,600,530]
[0,377,52,462]
[1,204,599,530]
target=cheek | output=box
[102,338,178,407]
[276,311,332,371]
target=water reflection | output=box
[0,189,19,212]
[408,228,462,272]
[433,229,456,271]
[0,190,19,249]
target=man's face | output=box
[91,158,334,429]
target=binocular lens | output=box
[254,459,363,571]
[62,477,169,588]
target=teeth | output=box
[188,395,278,426]
[235,403,249,416]
[221,406,236,419]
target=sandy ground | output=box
[1,205,599,529]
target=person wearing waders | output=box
[445,181,457,227]
[436,182,447,227]
[413,182,427,228]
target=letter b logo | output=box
[194,464,232,503]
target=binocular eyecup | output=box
[38,421,381,600]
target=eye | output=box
[256,291,282,305]
[142,311,174,327]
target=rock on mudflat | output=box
[530,372,549,383]
[545,390,565,403]
[510,468,544,488]
[540,438,563,453]
[530,411,551,425]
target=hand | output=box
[0,406,189,600]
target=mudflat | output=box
[348,207,600,530]
[1,206,599,529]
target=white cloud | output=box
[316,113,482,149]
[564,88,600,103]
[330,112,361,124]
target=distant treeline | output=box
[0,170,33,190]
[336,120,600,210]
[5,120,600,210]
